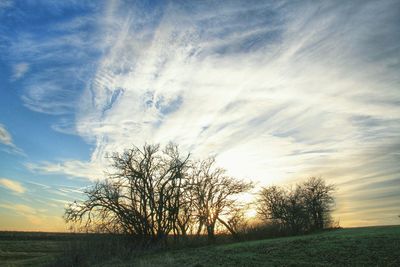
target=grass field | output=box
[1,226,399,266]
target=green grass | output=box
[131,226,400,267]
[0,239,63,266]
[1,226,399,266]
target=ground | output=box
[0,226,399,266]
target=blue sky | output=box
[0,0,399,231]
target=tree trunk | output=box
[206,223,215,241]
[217,217,237,237]
[197,221,203,236]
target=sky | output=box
[0,0,399,231]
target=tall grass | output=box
[46,234,141,267]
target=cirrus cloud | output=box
[20,0,400,227]
[0,123,25,156]
[11,62,29,80]
[0,178,26,194]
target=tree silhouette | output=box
[65,144,190,243]
[301,177,335,230]
[257,177,335,234]
[191,158,253,240]
[64,145,253,244]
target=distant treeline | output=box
[65,143,336,245]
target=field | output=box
[1,226,399,266]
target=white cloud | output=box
[74,1,399,179]
[0,124,24,155]
[12,62,29,80]
[25,160,105,181]
[0,124,13,146]
[21,80,77,115]
[5,7,101,116]
[0,178,26,193]
[24,1,400,226]
[31,2,400,180]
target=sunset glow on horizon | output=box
[1,0,400,232]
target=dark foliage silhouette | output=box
[190,157,253,240]
[257,177,335,234]
[65,144,190,243]
[64,144,252,243]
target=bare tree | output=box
[175,178,197,237]
[283,186,308,234]
[64,144,190,243]
[191,158,253,240]
[300,177,335,230]
[257,186,288,229]
[220,205,248,237]
[257,177,335,234]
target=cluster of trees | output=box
[65,144,253,243]
[65,144,335,243]
[257,177,335,234]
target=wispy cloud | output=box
[11,62,29,80]
[0,203,36,214]
[0,124,13,146]
[2,2,101,117]
[18,0,400,226]
[0,203,56,227]
[26,160,104,181]
[0,124,24,155]
[0,178,25,193]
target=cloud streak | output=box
[0,124,24,155]
[0,178,26,193]
[19,0,400,226]
[0,124,13,146]
[0,202,63,229]
[1,1,102,118]
[25,160,104,181]
[11,62,29,80]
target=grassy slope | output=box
[0,239,62,266]
[127,226,400,267]
[0,226,399,266]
